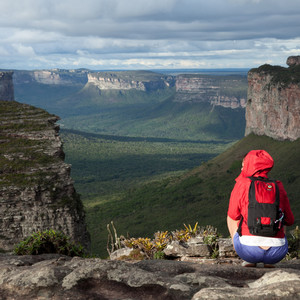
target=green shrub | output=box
[14,229,86,257]
[153,250,166,260]
[121,223,220,259]
[203,234,219,258]
[249,64,300,87]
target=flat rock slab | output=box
[164,240,211,257]
[0,254,299,299]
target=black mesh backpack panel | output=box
[247,176,280,237]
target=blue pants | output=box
[233,233,288,264]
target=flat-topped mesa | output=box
[174,74,247,108]
[0,71,14,101]
[88,73,146,91]
[87,71,175,92]
[0,101,90,251]
[13,69,89,85]
[245,56,300,141]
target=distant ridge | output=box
[153,68,250,76]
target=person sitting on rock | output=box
[227,150,294,267]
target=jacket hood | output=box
[236,150,274,181]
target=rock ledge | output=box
[0,254,299,299]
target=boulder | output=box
[164,240,211,258]
[192,269,300,300]
[109,247,135,260]
[218,238,237,258]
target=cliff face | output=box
[175,75,247,108]
[13,69,88,85]
[88,73,147,91]
[246,60,300,141]
[0,101,90,251]
[0,71,14,101]
[87,71,175,92]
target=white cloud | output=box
[0,46,10,56]
[12,44,36,57]
[0,0,300,70]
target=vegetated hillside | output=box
[86,134,300,257]
[14,81,85,115]
[58,83,175,115]
[61,128,232,203]
[61,98,245,141]
[13,69,88,114]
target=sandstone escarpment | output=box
[246,60,300,141]
[87,71,175,92]
[0,101,90,251]
[13,69,88,85]
[0,71,14,101]
[175,74,247,108]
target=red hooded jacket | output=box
[227,150,294,238]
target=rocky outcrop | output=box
[245,59,300,141]
[87,71,175,92]
[110,237,238,264]
[0,71,14,101]
[0,254,299,299]
[0,101,90,251]
[287,55,300,67]
[210,95,247,109]
[175,75,247,108]
[33,70,62,84]
[164,240,212,258]
[165,238,237,261]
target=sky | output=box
[0,0,300,70]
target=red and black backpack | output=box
[237,176,284,237]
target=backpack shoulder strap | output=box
[237,216,243,236]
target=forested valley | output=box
[14,69,248,256]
